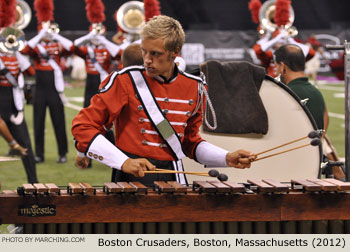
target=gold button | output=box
[137,105,143,111]
[93,154,98,159]
[99,156,103,161]
[88,152,93,157]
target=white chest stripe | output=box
[155,97,190,104]
[163,109,189,115]
[37,44,65,93]
[99,71,118,93]
[141,118,186,126]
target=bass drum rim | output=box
[264,75,322,178]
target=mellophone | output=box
[1,179,350,234]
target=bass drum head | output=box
[183,76,322,183]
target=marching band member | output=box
[250,0,315,77]
[73,0,121,109]
[0,0,38,183]
[72,15,256,185]
[21,0,73,164]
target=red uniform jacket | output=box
[74,45,116,75]
[0,54,34,87]
[21,41,72,71]
[72,66,205,161]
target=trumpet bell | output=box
[116,1,145,34]
[287,26,298,37]
[0,27,25,53]
[48,22,60,34]
[16,0,32,30]
[41,21,60,34]
[92,23,105,35]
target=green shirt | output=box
[288,77,325,129]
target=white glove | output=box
[259,32,286,52]
[59,92,68,105]
[256,31,272,46]
[15,52,31,72]
[96,35,121,57]
[51,33,73,51]
[10,111,24,125]
[175,57,186,72]
[74,32,95,47]
[27,28,48,49]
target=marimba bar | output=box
[1,179,350,234]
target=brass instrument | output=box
[0,0,31,53]
[116,1,145,35]
[0,27,25,53]
[259,0,296,35]
[91,23,105,36]
[41,21,60,34]
[16,0,32,30]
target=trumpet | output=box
[41,21,60,34]
[91,23,105,36]
[287,26,298,37]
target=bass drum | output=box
[183,75,322,183]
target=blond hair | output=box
[141,15,185,52]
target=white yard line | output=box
[65,102,83,111]
[328,112,345,120]
[317,86,345,92]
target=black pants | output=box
[83,74,101,108]
[0,86,38,183]
[33,71,67,159]
[111,151,176,186]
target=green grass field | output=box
[0,78,346,233]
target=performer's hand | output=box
[121,158,156,177]
[9,143,27,156]
[75,155,90,169]
[226,150,256,169]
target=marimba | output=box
[1,179,350,234]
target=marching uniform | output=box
[21,39,72,162]
[74,45,117,108]
[72,65,227,184]
[0,52,38,183]
[329,53,344,81]
[253,42,316,78]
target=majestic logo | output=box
[18,204,56,217]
